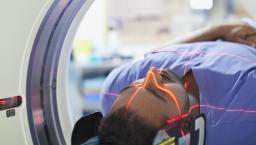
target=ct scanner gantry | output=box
[0,0,94,145]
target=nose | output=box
[143,67,163,91]
[143,67,182,115]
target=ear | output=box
[143,67,163,90]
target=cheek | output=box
[132,96,169,126]
[163,84,190,113]
[134,95,165,111]
[134,95,171,116]
[139,94,178,118]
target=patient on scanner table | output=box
[75,20,256,145]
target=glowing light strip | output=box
[104,92,119,97]
[183,52,199,75]
[166,104,200,124]
[125,88,142,111]
[167,103,256,125]
[151,50,256,65]
[181,129,185,137]
[226,109,256,113]
[200,104,256,113]
[130,84,142,87]
[143,71,181,115]
[205,52,256,64]
[184,81,189,89]
[0,100,6,105]
[164,123,178,132]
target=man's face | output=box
[110,68,190,128]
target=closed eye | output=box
[147,89,167,102]
[160,71,177,83]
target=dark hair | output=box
[98,108,158,145]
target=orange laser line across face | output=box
[166,104,200,124]
[166,102,256,126]
[125,88,142,111]
[125,69,182,116]
[130,83,142,87]
[143,71,182,116]
[166,103,256,125]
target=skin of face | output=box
[110,68,197,128]
[246,34,256,44]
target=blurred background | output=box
[68,0,256,121]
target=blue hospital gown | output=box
[100,41,256,145]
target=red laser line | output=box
[183,52,199,75]
[181,129,185,137]
[190,104,200,112]
[200,104,256,113]
[125,88,142,111]
[130,84,143,87]
[166,104,200,124]
[143,71,182,115]
[164,123,178,132]
[151,50,256,65]
[166,103,256,125]
[0,100,6,105]
[104,92,119,97]
[184,81,189,89]
[226,109,256,113]
[205,52,256,65]
[166,112,189,124]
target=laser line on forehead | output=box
[143,70,182,115]
[125,87,142,111]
